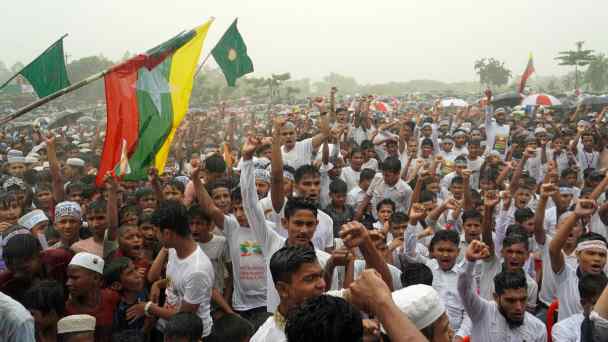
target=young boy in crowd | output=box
[51,201,83,250]
[161,179,185,203]
[103,256,149,341]
[324,179,354,237]
[346,168,375,224]
[139,213,161,261]
[372,198,395,232]
[340,146,364,192]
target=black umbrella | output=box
[47,110,85,129]
[491,92,523,108]
[578,96,608,112]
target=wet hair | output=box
[270,245,318,284]
[23,280,65,315]
[284,197,318,219]
[429,229,460,252]
[204,154,227,174]
[164,312,204,342]
[329,179,347,195]
[419,190,436,203]
[380,156,401,173]
[204,314,254,342]
[3,233,42,264]
[577,232,608,246]
[462,209,482,224]
[295,165,320,184]
[514,208,534,224]
[494,268,527,295]
[151,200,190,237]
[502,233,529,251]
[400,261,433,287]
[285,295,363,342]
[579,273,608,302]
[376,198,396,213]
[390,212,409,226]
[187,204,212,224]
[359,168,376,181]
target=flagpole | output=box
[0,33,69,91]
[0,69,108,125]
[194,51,213,77]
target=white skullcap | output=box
[254,168,271,183]
[54,201,82,222]
[18,209,48,230]
[57,314,96,334]
[7,156,25,164]
[69,252,104,275]
[66,158,85,167]
[24,156,39,164]
[387,284,445,330]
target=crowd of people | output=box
[2,87,608,342]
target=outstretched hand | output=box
[242,136,260,160]
[465,240,490,262]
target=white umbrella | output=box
[441,98,468,107]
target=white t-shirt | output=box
[198,235,229,292]
[164,246,214,337]
[223,216,268,311]
[251,316,286,342]
[282,138,314,170]
[340,166,361,192]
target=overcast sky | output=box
[2,0,607,84]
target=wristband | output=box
[144,301,153,318]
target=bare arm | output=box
[482,192,500,256]
[104,173,119,242]
[192,164,225,229]
[147,247,168,283]
[270,117,286,213]
[534,184,552,246]
[310,98,331,150]
[148,168,164,204]
[45,134,65,202]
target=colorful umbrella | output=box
[371,101,392,113]
[522,94,561,106]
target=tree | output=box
[585,53,608,92]
[65,55,114,103]
[10,62,25,74]
[313,73,359,95]
[474,58,512,88]
[555,41,595,90]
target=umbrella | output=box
[491,92,523,108]
[441,98,468,107]
[578,96,608,112]
[522,94,561,106]
[48,110,85,129]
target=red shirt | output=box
[65,288,120,342]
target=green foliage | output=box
[64,55,113,104]
[555,41,595,89]
[585,53,608,91]
[473,58,512,87]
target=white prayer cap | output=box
[254,168,271,183]
[79,148,92,154]
[18,209,49,230]
[69,252,104,275]
[55,201,82,222]
[57,314,96,334]
[66,158,85,167]
[24,156,39,164]
[388,284,445,330]
[534,127,547,134]
[7,149,23,157]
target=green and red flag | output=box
[0,35,71,98]
[212,19,254,86]
[518,53,535,94]
[96,20,212,186]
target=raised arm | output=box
[45,133,65,203]
[510,148,532,195]
[191,163,225,229]
[148,168,164,204]
[534,184,555,246]
[458,241,492,321]
[270,117,286,213]
[549,199,597,274]
[310,97,331,150]
[482,191,500,256]
[104,172,119,242]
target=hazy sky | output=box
[2,0,607,84]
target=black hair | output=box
[329,179,347,195]
[429,229,460,252]
[419,190,436,203]
[3,233,42,264]
[284,197,318,219]
[505,224,527,237]
[151,200,191,237]
[164,179,185,194]
[294,165,320,184]
[360,140,374,150]
[187,204,212,223]
[103,256,131,286]
[270,245,318,284]
[285,295,363,342]
[87,199,107,214]
[204,314,254,342]
[450,176,464,186]
[514,208,534,224]
[494,268,527,295]
[390,212,409,226]
[400,261,433,287]
[380,156,401,173]
[579,273,608,302]
[138,213,154,226]
[350,146,363,157]
[206,178,231,195]
[164,312,204,342]
[134,187,154,200]
[204,154,227,174]
[359,168,376,181]
[231,186,242,203]
[462,209,482,223]
[23,280,65,315]
[502,233,529,251]
[0,191,18,208]
[577,232,608,246]
[376,198,396,213]
[65,181,85,195]
[119,205,140,225]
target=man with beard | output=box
[458,240,546,341]
[485,106,510,159]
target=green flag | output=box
[0,36,71,98]
[211,19,254,86]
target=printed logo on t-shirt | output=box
[239,241,263,256]
[494,134,507,154]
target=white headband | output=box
[576,240,608,254]
[559,187,575,195]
